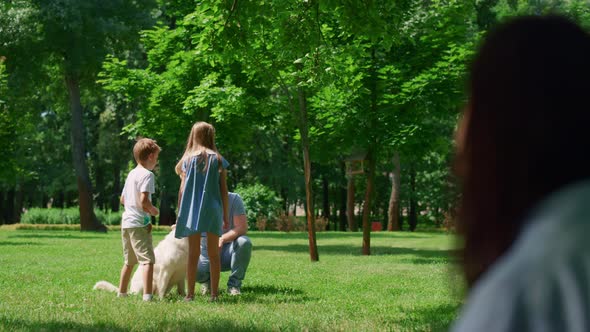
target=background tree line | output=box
[1,1,588,241]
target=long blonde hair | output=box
[175,121,221,175]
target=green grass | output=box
[0,228,463,331]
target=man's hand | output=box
[218,237,225,250]
[147,223,153,234]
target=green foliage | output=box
[0,228,461,331]
[6,0,590,232]
[20,208,122,225]
[0,0,158,225]
[494,0,590,28]
[0,60,11,178]
[96,0,480,233]
[0,59,5,98]
[235,183,282,229]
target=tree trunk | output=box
[15,182,24,223]
[339,163,347,231]
[5,187,15,224]
[322,175,330,230]
[0,190,4,224]
[111,162,121,212]
[296,76,318,262]
[388,151,401,231]
[65,74,106,232]
[280,187,288,213]
[279,63,318,260]
[361,152,376,255]
[361,46,379,255]
[42,193,49,209]
[55,191,65,209]
[347,176,355,231]
[95,166,105,210]
[409,166,418,232]
[110,99,126,213]
[159,188,176,226]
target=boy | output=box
[118,138,161,301]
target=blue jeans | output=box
[197,235,252,289]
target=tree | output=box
[0,0,156,230]
[100,0,325,260]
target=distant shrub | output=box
[21,208,123,226]
[3,224,172,232]
[95,210,122,226]
[255,216,269,232]
[235,183,282,230]
[314,217,329,231]
[21,208,79,225]
[257,213,328,232]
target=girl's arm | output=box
[177,173,186,215]
[220,168,229,230]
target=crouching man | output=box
[198,192,252,295]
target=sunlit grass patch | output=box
[0,228,462,331]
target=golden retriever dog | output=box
[93,228,189,299]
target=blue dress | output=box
[175,151,229,238]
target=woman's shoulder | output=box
[453,200,590,331]
[454,246,590,331]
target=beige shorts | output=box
[121,226,155,265]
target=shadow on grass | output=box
[407,302,461,332]
[218,284,312,304]
[8,233,105,240]
[249,231,437,240]
[157,284,311,305]
[1,318,261,332]
[255,244,458,261]
[0,319,126,332]
[0,241,42,246]
[406,257,458,265]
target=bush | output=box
[95,210,122,226]
[257,214,328,232]
[21,208,123,226]
[235,183,282,230]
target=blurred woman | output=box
[453,16,590,331]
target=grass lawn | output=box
[0,227,463,331]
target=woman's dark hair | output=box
[457,15,590,287]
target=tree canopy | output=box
[1,0,588,253]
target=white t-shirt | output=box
[121,165,155,228]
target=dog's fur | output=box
[93,229,189,298]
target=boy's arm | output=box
[140,192,159,216]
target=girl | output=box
[175,121,229,301]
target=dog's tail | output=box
[93,281,119,293]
